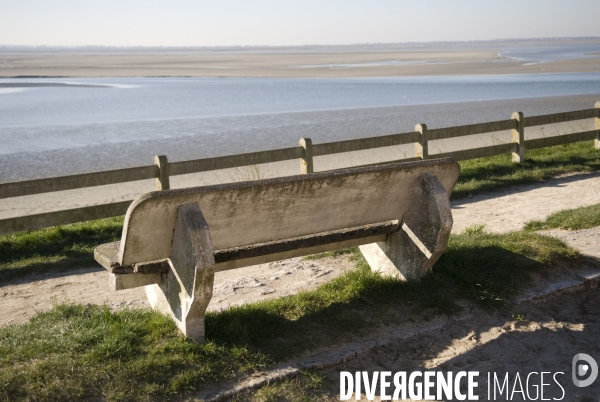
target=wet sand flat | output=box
[2,41,600,78]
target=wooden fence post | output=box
[415,124,428,160]
[299,138,314,174]
[154,155,170,190]
[511,112,525,163]
[595,101,600,150]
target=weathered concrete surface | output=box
[213,234,386,272]
[95,159,460,340]
[117,159,460,268]
[359,173,453,280]
[110,272,162,290]
[145,203,215,342]
[95,242,171,275]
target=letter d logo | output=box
[572,353,598,387]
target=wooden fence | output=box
[1,102,599,235]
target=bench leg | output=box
[359,173,453,280]
[145,202,215,342]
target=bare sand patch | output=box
[540,227,600,260]
[0,255,354,327]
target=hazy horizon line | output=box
[2,36,600,51]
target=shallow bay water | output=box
[0,74,599,181]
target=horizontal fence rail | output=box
[1,102,599,235]
[426,119,516,141]
[522,108,598,127]
[169,147,304,176]
[312,131,420,156]
[433,142,518,161]
[0,165,158,200]
[0,201,133,234]
[524,129,599,150]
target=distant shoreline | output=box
[1,59,599,78]
[2,38,600,79]
[2,36,599,51]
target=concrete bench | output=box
[94,158,460,342]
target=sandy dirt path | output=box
[0,256,355,327]
[2,171,600,328]
[451,171,600,234]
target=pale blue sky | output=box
[2,0,600,47]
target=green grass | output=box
[0,216,123,281]
[0,227,581,401]
[438,225,579,310]
[453,140,600,199]
[525,203,600,231]
[0,304,270,401]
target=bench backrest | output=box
[118,158,460,266]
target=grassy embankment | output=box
[0,141,599,401]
